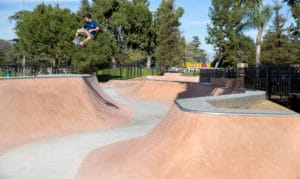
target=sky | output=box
[0,0,294,55]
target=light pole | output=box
[22,0,25,76]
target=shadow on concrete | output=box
[176,82,243,101]
[96,74,123,82]
[83,77,119,109]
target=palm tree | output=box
[244,2,273,65]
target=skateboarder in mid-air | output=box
[73,14,100,46]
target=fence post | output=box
[266,66,271,99]
[130,64,133,79]
[120,65,122,80]
[140,63,142,77]
[237,63,248,88]
[132,63,136,78]
[126,65,129,79]
[14,64,17,77]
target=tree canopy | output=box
[261,2,300,64]
[7,0,300,73]
[206,0,250,67]
[185,36,207,63]
[12,4,77,65]
[155,0,184,70]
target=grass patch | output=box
[182,72,200,77]
[97,68,163,82]
[0,71,36,77]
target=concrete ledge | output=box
[208,91,266,109]
[176,90,299,116]
[211,78,244,88]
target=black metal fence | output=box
[97,61,163,82]
[244,65,300,112]
[0,64,75,77]
[199,68,238,83]
[200,65,300,112]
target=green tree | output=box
[283,0,300,24]
[133,0,149,6]
[185,36,207,64]
[155,0,184,71]
[92,0,154,66]
[192,36,201,49]
[261,3,300,64]
[91,0,123,68]
[11,4,78,66]
[178,35,186,67]
[145,12,158,68]
[9,10,30,24]
[0,40,12,63]
[77,0,91,19]
[206,0,245,67]
[91,0,124,31]
[72,31,118,73]
[111,0,152,63]
[235,34,256,64]
[242,0,273,65]
[283,0,300,37]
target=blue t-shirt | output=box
[83,20,99,36]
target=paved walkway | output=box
[0,88,168,179]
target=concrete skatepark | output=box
[0,74,299,178]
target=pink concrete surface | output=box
[114,80,243,105]
[146,73,199,83]
[0,77,132,154]
[77,104,300,179]
[100,80,142,88]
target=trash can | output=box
[5,70,12,77]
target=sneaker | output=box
[73,36,81,45]
[76,41,81,46]
[73,40,81,46]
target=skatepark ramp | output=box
[77,79,300,179]
[107,80,244,105]
[0,75,131,154]
[78,103,300,178]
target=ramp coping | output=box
[0,74,91,80]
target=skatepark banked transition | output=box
[0,75,300,178]
[0,76,131,154]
